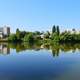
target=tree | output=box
[60,31,74,42]
[72,29,76,32]
[20,31,26,38]
[16,28,21,40]
[24,33,34,43]
[52,25,56,33]
[34,31,41,35]
[56,26,60,35]
[51,32,59,42]
[8,34,17,42]
[51,25,60,42]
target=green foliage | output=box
[23,33,34,43]
[33,31,42,40]
[8,34,17,42]
[16,28,21,40]
[51,32,60,42]
[60,31,73,42]
[34,31,41,35]
[51,25,60,42]
[20,31,26,38]
[60,31,80,42]
[52,25,60,35]
[56,26,60,35]
[52,25,56,33]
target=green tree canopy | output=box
[24,33,34,43]
[56,26,60,35]
[8,34,17,42]
[52,25,56,33]
[16,28,21,40]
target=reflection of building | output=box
[0,44,10,55]
[0,26,10,38]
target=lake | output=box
[0,43,80,80]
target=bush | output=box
[51,33,60,42]
[23,33,34,43]
[8,34,17,42]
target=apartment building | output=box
[0,26,10,38]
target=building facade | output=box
[0,26,10,38]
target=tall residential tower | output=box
[0,26,10,38]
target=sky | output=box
[0,0,80,33]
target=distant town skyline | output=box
[0,0,80,32]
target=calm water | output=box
[0,43,80,80]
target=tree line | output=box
[8,25,80,43]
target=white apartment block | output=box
[0,26,10,38]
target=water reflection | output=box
[0,43,80,80]
[0,42,80,56]
[0,43,10,55]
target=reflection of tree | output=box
[45,43,80,57]
[52,49,59,57]
[1,42,80,56]
[50,43,60,57]
[43,44,50,50]
[60,43,77,52]
[8,42,42,53]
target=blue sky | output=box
[0,0,80,32]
